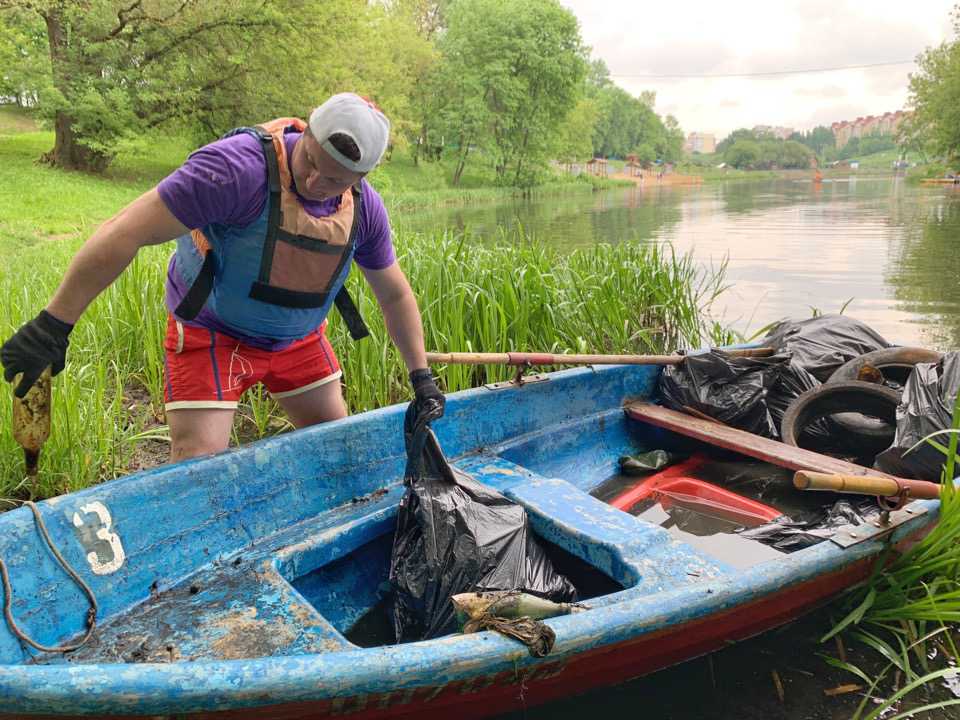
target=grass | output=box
[823,391,960,718]
[0,229,728,500]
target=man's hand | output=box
[410,368,445,422]
[1,310,73,398]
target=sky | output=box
[559,0,957,141]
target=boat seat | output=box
[36,485,406,664]
[455,454,734,596]
[52,561,351,664]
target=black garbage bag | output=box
[762,315,891,382]
[875,352,960,480]
[390,401,577,642]
[737,498,878,552]
[658,350,790,438]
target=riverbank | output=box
[0,107,629,251]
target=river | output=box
[398,176,960,349]
[397,176,960,719]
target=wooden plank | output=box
[624,402,898,479]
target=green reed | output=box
[825,391,960,718]
[0,227,728,501]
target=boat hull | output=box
[0,553,886,720]
[0,363,939,718]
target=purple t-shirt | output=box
[157,130,395,348]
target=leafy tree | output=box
[790,126,836,157]
[589,82,679,161]
[586,57,611,90]
[553,97,597,164]
[0,7,48,107]
[724,139,760,169]
[724,135,811,169]
[427,0,588,186]
[657,113,684,162]
[906,6,960,162]
[716,128,757,154]
[0,0,306,171]
[778,139,814,168]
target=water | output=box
[398,177,960,349]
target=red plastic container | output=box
[611,454,783,527]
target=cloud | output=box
[560,0,955,137]
[602,39,735,78]
[795,85,847,99]
[867,67,914,95]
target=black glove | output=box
[1,310,73,398]
[409,368,445,422]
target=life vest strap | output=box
[173,250,216,321]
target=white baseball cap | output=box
[309,93,390,173]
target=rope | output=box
[464,613,557,658]
[0,500,98,653]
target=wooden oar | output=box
[426,347,774,367]
[793,471,941,500]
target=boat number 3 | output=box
[72,501,126,575]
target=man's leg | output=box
[167,407,237,462]
[163,315,261,462]
[265,321,345,429]
[275,379,347,428]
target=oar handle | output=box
[793,471,941,499]
[425,348,774,367]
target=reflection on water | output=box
[397,178,960,349]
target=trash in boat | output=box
[452,591,587,657]
[658,349,789,438]
[876,351,960,480]
[761,314,891,382]
[452,591,587,623]
[618,449,678,475]
[389,402,577,642]
[781,380,901,462]
[660,315,944,464]
[597,455,881,555]
[738,498,879,552]
[768,361,838,448]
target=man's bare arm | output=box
[47,189,189,324]
[359,261,428,372]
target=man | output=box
[1,93,444,462]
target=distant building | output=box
[684,132,716,154]
[752,125,794,140]
[831,111,909,149]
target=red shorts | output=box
[163,315,341,410]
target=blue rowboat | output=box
[0,362,938,719]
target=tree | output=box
[716,128,757,154]
[790,126,836,157]
[427,0,588,185]
[0,8,49,107]
[588,82,679,160]
[657,113,684,162]
[724,139,760,169]
[553,97,597,165]
[778,139,813,168]
[0,0,308,171]
[906,7,960,162]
